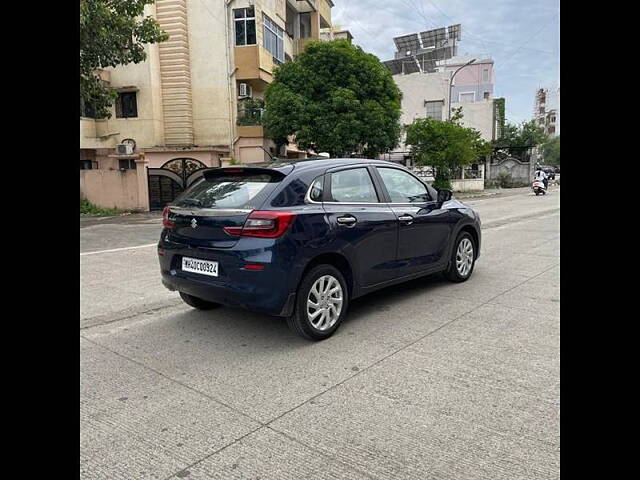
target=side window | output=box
[234,7,256,46]
[330,168,378,203]
[377,168,430,203]
[115,92,138,118]
[309,176,323,202]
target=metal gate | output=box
[147,158,207,210]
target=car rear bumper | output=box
[161,271,295,316]
[158,236,298,317]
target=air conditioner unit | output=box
[238,83,252,98]
[116,144,134,155]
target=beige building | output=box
[80,0,335,211]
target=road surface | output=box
[80,186,560,479]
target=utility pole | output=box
[448,58,476,120]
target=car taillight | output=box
[162,206,175,229]
[224,211,296,238]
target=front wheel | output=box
[287,265,349,341]
[444,232,476,282]
[179,292,221,310]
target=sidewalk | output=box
[80,210,162,228]
[454,186,531,200]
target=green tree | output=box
[496,119,547,147]
[263,40,402,157]
[541,136,560,165]
[80,0,168,118]
[405,117,492,190]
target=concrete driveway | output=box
[80,186,560,479]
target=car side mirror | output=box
[437,189,452,204]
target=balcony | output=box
[236,98,265,138]
[234,45,275,85]
[294,37,315,56]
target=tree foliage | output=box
[263,40,402,157]
[541,136,560,165]
[496,119,547,148]
[80,0,168,118]
[405,115,492,190]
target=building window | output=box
[263,14,284,62]
[115,92,138,118]
[459,92,475,103]
[484,91,490,100]
[425,100,444,121]
[234,7,256,46]
[119,159,137,170]
[539,107,545,114]
[482,68,489,82]
[299,12,311,38]
[80,160,94,170]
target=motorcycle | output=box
[532,180,547,196]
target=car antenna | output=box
[258,146,275,161]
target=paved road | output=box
[80,186,560,479]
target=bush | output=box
[80,198,125,216]
[432,178,452,190]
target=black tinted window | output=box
[330,168,378,203]
[175,173,278,209]
[377,168,430,203]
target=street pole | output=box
[448,58,476,120]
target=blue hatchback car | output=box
[158,158,481,340]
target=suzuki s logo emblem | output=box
[191,218,197,229]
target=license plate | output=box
[181,257,218,277]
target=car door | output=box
[373,166,456,276]
[321,165,399,287]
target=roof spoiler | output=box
[202,166,292,181]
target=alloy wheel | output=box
[306,275,343,331]
[456,238,474,277]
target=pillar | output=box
[135,156,150,212]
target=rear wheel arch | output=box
[299,252,355,299]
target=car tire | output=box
[287,264,349,341]
[179,292,221,310]
[444,231,476,283]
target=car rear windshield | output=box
[174,173,281,209]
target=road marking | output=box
[80,243,157,256]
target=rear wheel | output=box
[535,190,540,196]
[444,232,476,282]
[179,292,221,310]
[287,265,349,341]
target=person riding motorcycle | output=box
[534,168,548,190]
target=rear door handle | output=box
[398,214,414,225]
[336,215,357,226]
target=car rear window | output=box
[174,173,280,209]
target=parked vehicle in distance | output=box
[157,158,482,340]
[543,167,556,180]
